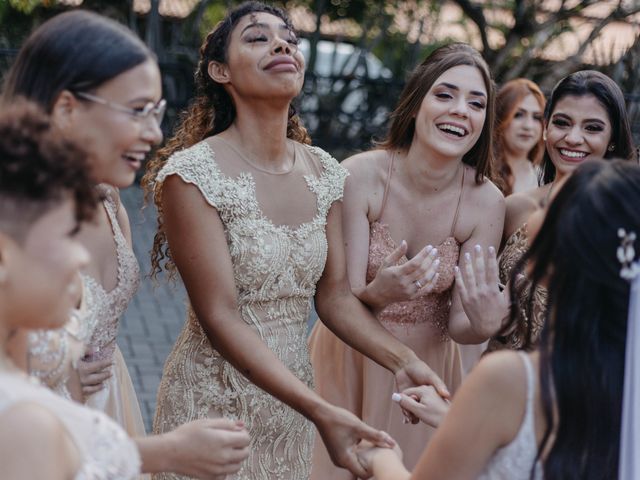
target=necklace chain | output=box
[219,136,296,175]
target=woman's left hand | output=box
[454,245,508,338]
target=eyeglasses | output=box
[74,91,166,126]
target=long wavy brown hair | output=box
[493,78,545,195]
[142,1,311,280]
[376,43,496,185]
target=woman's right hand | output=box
[166,418,250,479]
[392,386,450,428]
[313,402,395,479]
[77,348,112,398]
[366,241,440,309]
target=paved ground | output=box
[117,186,187,431]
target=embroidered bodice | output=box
[477,353,542,479]
[0,371,140,479]
[152,140,347,480]
[81,191,140,362]
[488,224,547,351]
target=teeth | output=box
[438,124,466,136]
[559,149,587,158]
[124,152,146,161]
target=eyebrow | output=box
[552,112,607,124]
[435,82,486,97]
[241,22,291,35]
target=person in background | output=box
[493,78,545,196]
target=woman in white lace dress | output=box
[143,3,447,479]
[356,159,640,479]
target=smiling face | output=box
[2,198,89,331]
[413,64,488,161]
[503,93,543,157]
[544,94,612,178]
[62,59,163,188]
[218,12,305,102]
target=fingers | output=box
[356,423,395,449]
[398,385,431,399]
[200,417,246,431]
[382,240,408,268]
[473,245,486,287]
[486,246,500,287]
[78,357,112,374]
[340,450,370,479]
[399,245,437,278]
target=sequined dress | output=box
[152,140,348,480]
[487,224,547,352]
[81,190,146,438]
[308,161,465,479]
[0,370,140,479]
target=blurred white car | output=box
[298,38,392,79]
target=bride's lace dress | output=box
[152,139,348,480]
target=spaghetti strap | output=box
[378,151,396,222]
[449,166,466,237]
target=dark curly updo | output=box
[0,101,98,241]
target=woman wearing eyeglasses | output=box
[2,9,166,439]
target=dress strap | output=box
[517,351,536,408]
[449,166,466,237]
[378,151,396,222]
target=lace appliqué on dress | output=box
[488,224,547,352]
[81,192,140,363]
[152,141,347,480]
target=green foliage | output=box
[8,0,42,15]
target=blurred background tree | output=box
[1,0,638,157]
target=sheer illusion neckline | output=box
[201,141,323,234]
[216,135,297,175]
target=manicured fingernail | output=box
[431,248,438,256]
[465,252,471,261]
[475,244,481,252]
[454,266,459,273]
[391,392,402,402]
[434,259,440,267]
[489,246,495,254]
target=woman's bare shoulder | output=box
[504,187,544,238]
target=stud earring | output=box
[608,144,615,152]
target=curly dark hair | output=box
[0,100,98,241]
[143,1,311,279]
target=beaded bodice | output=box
[152,140,347,480]
[0,371,140,479]
[489,224,548,351]
[81,192,140,362]
[367,223,460,334]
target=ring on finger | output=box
[414,279,423,289]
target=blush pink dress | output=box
[308,158,465,478]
